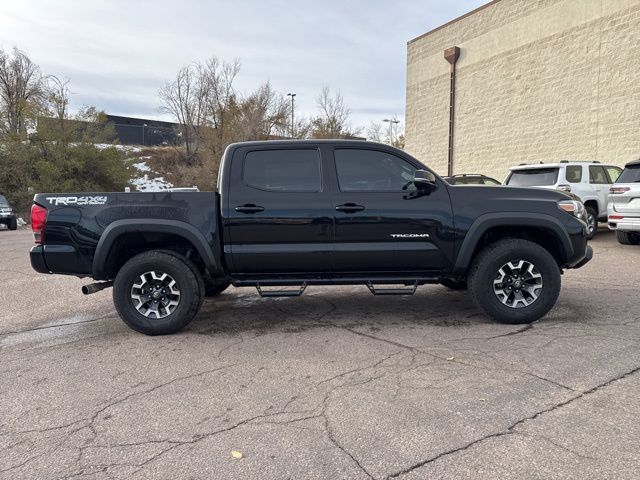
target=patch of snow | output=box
[131,174,173,192]
[132,161,151,172]
[94,143,142,153]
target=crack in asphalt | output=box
[386,364,640,479]
[487,323,535,339]
[0,313,114,337]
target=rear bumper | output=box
[30,245,50,274]
[608,216,640,232]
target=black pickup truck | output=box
[29,140,592,335]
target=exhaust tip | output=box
[81,281,113,295]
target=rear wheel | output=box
[469,239,561,324]
[113,251,203,335]
[616,231,640,245]
[585,207,597,240]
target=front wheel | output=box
[113,251,204,335]
[8,217,17,230]
[468,239,561,324]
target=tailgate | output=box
[610,185,640,215]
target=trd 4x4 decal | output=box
[46,196,108,206]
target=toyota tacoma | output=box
[29,140,592,335]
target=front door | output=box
[225,146,333,274]
[326,146,455,273]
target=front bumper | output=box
[568,245,593,269]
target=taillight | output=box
[609,215,624,220]
[31,204,47,244]
[610,186,630,194]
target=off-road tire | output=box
[616,230,640,245]
[114,251,203,335]
[8,217,17,230]
[468,239,561,324]
[440,279,467,290]
[585,207,597,240]
[204,278,231,297]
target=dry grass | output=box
[133,147,220,191]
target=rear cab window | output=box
[505,168,559,186]
[589,166,609,184]
[243,149,321,192]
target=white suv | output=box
[505,161,622,239]
[608,159,640,245]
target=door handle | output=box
[235,204,265,214]
[335,203,365,213]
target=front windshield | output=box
[0,195,8,206]
[506,168,559,186]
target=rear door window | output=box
[506,168,559,186]
[617,165,640,183]
[334,148,417,192]
[243,149,321,192]
[589,166,609,184]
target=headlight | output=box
[558,200,586,221]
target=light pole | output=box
[287,92,296,138]
[382,118,400,144]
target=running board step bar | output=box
[366,282,418,296]
[256,282,307,298]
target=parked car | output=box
[504,161,622,239]
[608,158,640,245]
[29,140,591,335]
[444,174,501,186]
[0,194,17,230]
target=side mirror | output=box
[414,170,438,192]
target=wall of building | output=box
[405,0,640,181]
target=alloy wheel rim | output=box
[493,260,543,309]
[131,271,180,318]
[588,214,596,234]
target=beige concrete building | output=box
[405,0,640,181]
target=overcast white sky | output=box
[0,0,484,130]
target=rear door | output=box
[589,165,611,215]
[326,146,454,273]
[225,145,334,274]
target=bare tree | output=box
[235,82,290,140]
[159,57,241,164]
[310,87,358,138]
[46,75,71,125]
[0,47,46,137]
[367,121,385,143]
[159,64,207,163]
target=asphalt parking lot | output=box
[1,228,639,479]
